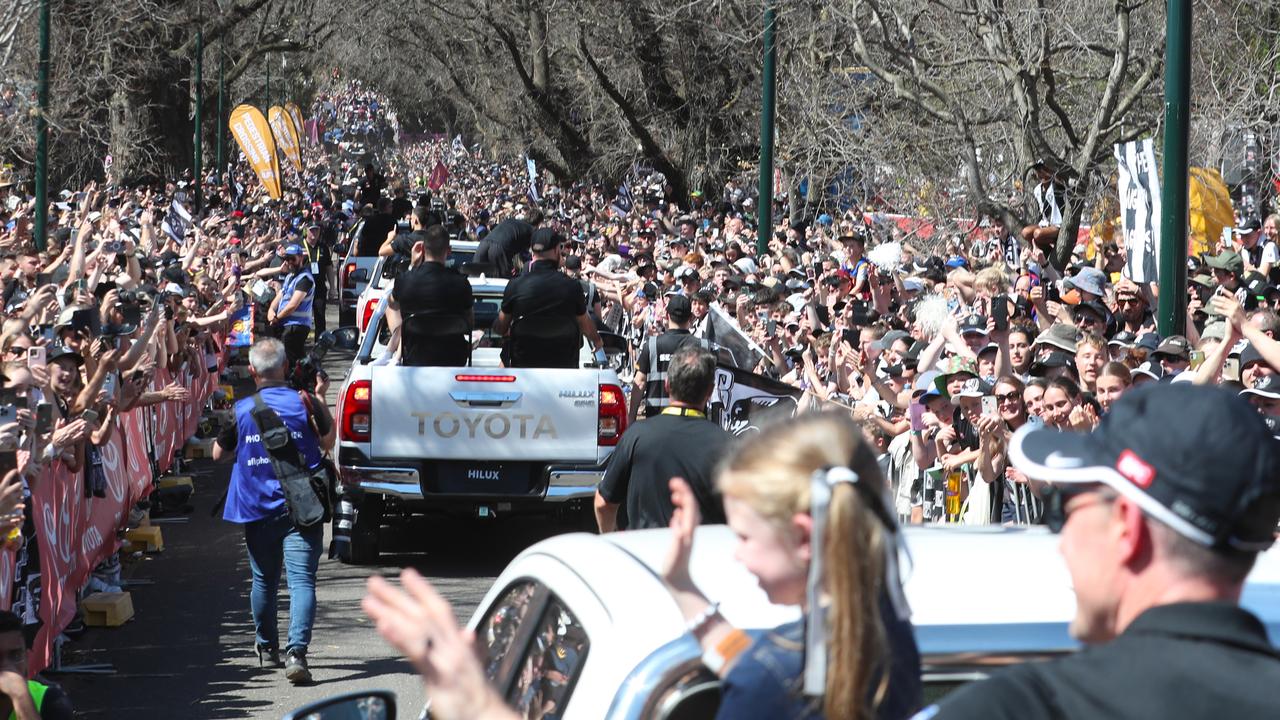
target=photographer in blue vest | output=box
[267,243,315,369]
[214,337,335,685]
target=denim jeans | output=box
[243,512,323,652]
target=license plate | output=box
[430,462,535,495]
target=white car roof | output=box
[475,524,1280,656]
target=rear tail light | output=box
[360,298,378,331]
[341,380,372,442]
[341,262,356,290]
[455,374,516,383]
[598,383,627,446]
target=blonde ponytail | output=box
[718,413,892,720]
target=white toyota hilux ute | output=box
[333,277,627,563]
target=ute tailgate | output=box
[369,366,602,462]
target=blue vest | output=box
[223,386,324,523]
[277,269,315,328]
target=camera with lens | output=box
[103,240,124,254]
[289,331,336,392]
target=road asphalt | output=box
[56,313,576,719]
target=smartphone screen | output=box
[909,403,926,431]
[35,403,53,435]
[81,409,99,426]
[0,451,16,477]
[992,296,1009,332]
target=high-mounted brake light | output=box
[455,374,517,383]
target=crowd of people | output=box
[352,121,1280,719]
[2,68,1279,718]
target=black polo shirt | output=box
[927,602,1280,719]
[598,411,731,530]
[501,260,586,368]
[392,261,474,366]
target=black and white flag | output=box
[1116,138,1161,284]
[161,199,193,242]
[707,365,801,436]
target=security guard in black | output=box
[596,345,729,532]
[630,294,705,421]
[386,226,474,366]
[928,602,1280,719]
[494,228,604,368]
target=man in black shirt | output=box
[302,225,332,333]
[357,163,385,208]
[474,209,543,278]
[629,294,706,422]
[596,344,730,531]
[386,225,474,367]
[922,384,1280,720]
[356,198,397,257]
[493,228,605,368]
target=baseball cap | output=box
[1234,216,1262,234]
[1134,332,1161,353]
[912,370,942,399]
[47,345,84,367]
[530,228,564,252]
[874,329,911,352]
[1238,343,1269,371]
[1130,360,1165,382]
[1010,383,1280,551]
[675,265,699,281]
[1108,331,1137,348]
[958,314,988,336]
[953,377,993,399]
[666,294,693,322]
[1241,374,1280,400]
[1152,335,1191,360]
[1030,351,1075,375]
[1033,323,1080,354]
[282,244,305,256]
[1206,251,1244,275]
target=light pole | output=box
[1157,0,1190,336]
[194,24,204,215]
[33,0,50,252]
[756,0,777,257]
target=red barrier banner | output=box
[120,408,152,505]
[30,461,85,673]
[23,348,226,674]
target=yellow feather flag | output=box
[285,102,306,148]
[1189,167,1234,258]
[268,105,303,174]
[229,105,283,200]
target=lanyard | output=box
[661,407,706,418]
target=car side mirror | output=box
[282,690,396,720]
[350,268,370,283]
[331,326,360,351]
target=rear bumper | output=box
[337,456,603,504]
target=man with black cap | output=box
[385,224,473,367]
[493,227,605,369]
[920,383,1280,719]
[629,293,708,422]
[1232,216,1277,278]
